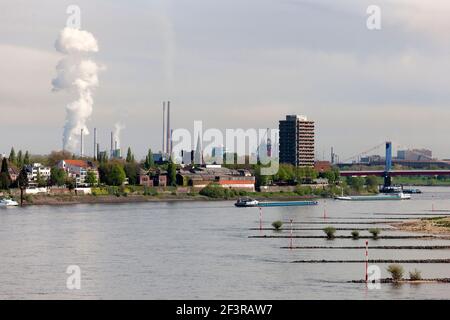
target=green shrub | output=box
[143,187,158,196]
[272,221,283,230]
[369,228,381,239]
[199,184,226,198]
[23,194,33,203]
[91,187,107,196]
[387,264,404,282]
[351,230,360,239]
[409,269,422,281]
[295,186,313,196]
[323,227,336,239]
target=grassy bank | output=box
[2,183,379,206]
[6,189,320,206]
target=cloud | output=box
[55,27,99,54]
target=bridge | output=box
[339,142,450,187]
[340,170,450,177]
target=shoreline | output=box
[15,193,320,206]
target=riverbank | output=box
[391,217,450,235]
[10,192,319,206]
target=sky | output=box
[1,0,450,161]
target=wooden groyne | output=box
[291,259,450,263]
[280,245,450,250]
[350,278,450,283]
[276,221,403,225]
[249,235,443,239]
[250,227,393,231]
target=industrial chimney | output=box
[80,128,84,158]
[93,128,97,160]
[162,101,166,154]
[166,101,171,154]
[110,131,113,157]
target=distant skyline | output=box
[1,0,450,160]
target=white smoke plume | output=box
[113,122,125,149]
[52,27,100,152]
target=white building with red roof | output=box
[57,159,99,187]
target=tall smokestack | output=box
[80,128,84,158]
[110,131,113,154]
[166,101,171,154]
[331,147,334,164]
[170,129,173,156]
[93,128,97,160]
[162,102,166,153]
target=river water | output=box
[1,186,450,299]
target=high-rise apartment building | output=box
[279,115,315,167]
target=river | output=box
[1,186,450,299]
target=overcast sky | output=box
[1,0,450,160]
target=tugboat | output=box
[380,185,421,195]
[234,198,259,207]
[0,198,19,207]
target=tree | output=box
[323,167,340,184]
[98,162,126,186]
[109,163,126,186]
[36,172,46,188]
[126,147,134,163]
[47,150,72,166]
[50,167,67,186]
[255,165,270,187]
[23,151,30,165]
[17,150,23,168]
[0,158,10,190]
[98,151,107,163]
[1,157,8,173]
[144,149,154,169]
[365,176,379,192]
[65,177,76,191]
[17,167,29,206]
[167,158,177,186]
[8,147,16,165]
[124,162,139,185]
[347,176,365,192]
[85,170,97,186]
[0,173,10,190]
[304,166,318,182]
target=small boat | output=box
[335,192,411,201]
[234,198,259,207]
[0,198,19,207]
